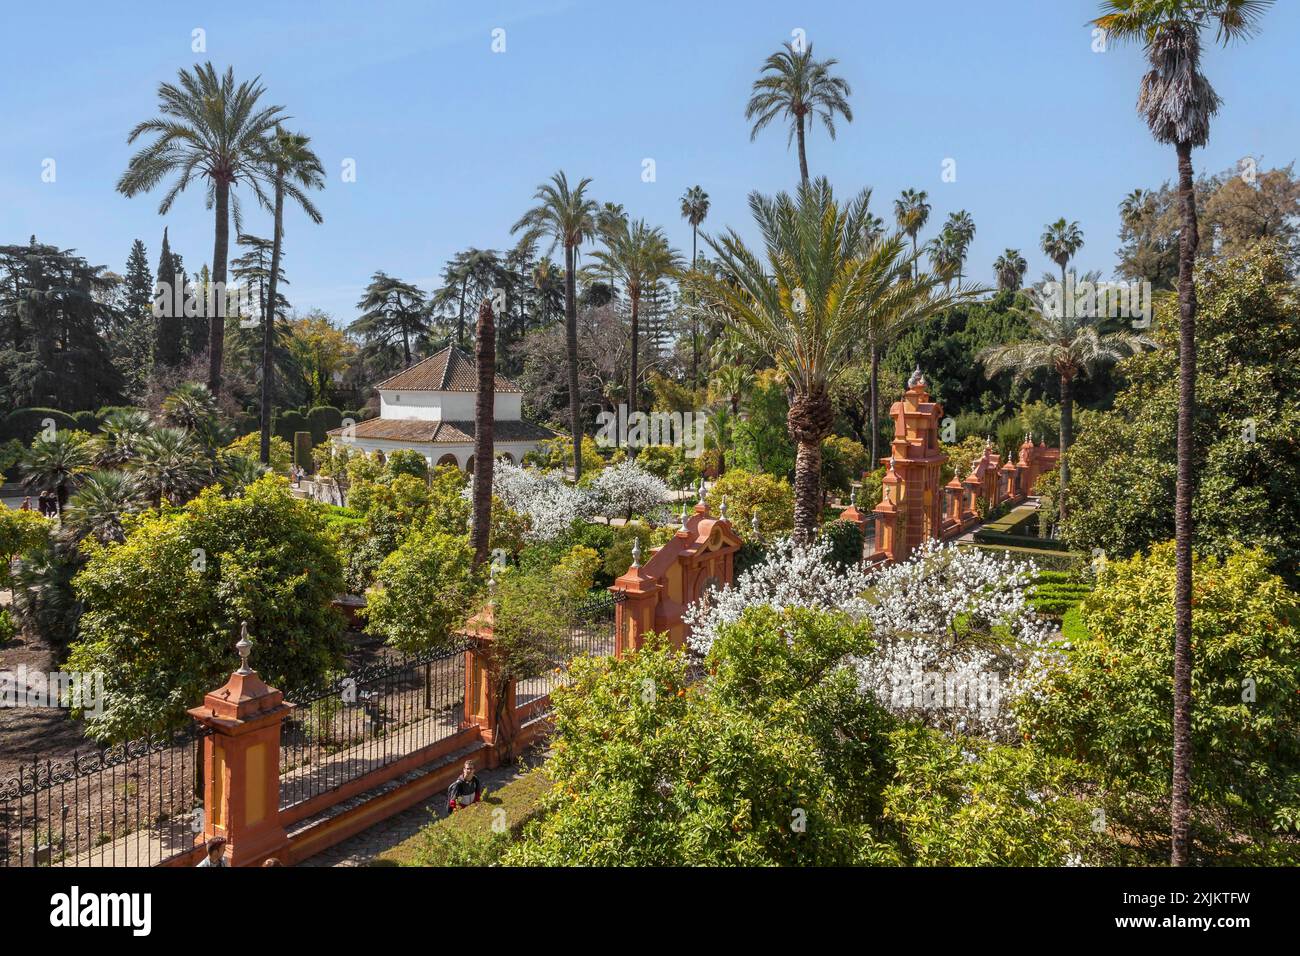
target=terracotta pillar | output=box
[612,563,661,658]
[459,605,514,764]
[188,634,293,867]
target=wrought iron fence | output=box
[279,643,469,812]
[515,590,621,708]
[0,724,211,867]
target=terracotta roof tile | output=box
[374,346,522,393]
[327,418,554,444]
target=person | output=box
[20,496,31,511]
[446,760,482,816]
[196,836,228,867]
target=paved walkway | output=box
[297,749,544,867]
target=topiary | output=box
[1,408,78,444]
[820,518,864,570]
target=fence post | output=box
[459,606,515,767]
[187,628,293,867]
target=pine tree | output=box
[154,227,183,369]
[116,238,155,396]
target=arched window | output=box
[435,453,459,470]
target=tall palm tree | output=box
[927,230,963,289]
[745,41,853,185]
[993,249,1029,291]
[21,431,91,510]
[471,298,496,569]
[1093,0,1273,869]
[711,363,753,416]
[681,186,711,388]
[512,172,599,479]
[944,210,976,287]
[135,427,210,506]
[691,178,972,541]
[979,287,1151,521]
[257,126,324,465]
[1041,218,1085,291]
[591,220,683,422]
[117,62,285,397]
[894,189,931,278]
[64,470,144,544]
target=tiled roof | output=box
[374,346,522,393]
[327,418,555,444]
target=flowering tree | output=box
[683,537,870,657]
[470,460,588,543]
[853,540,1053,741]
[583,459,670,522]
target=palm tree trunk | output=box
[787,388,831,541]
[260,177,285,465]
[471,298,496,568]
[564,243,583,480]
[629,287,640,420]
[1058,372,1073,523]
[796,112,810,186]
[208,181,230,396]
[1171,139,1199,868]
[691,225,699,391]
[870,341,880,465]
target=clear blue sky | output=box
[2,0,1297,323]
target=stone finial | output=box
[235,622,253,676]
[908,366,925,388]
[849,486,857,507]
[719,496,728,521]
[679,502,689,532]
[631,536,641,569]
[697,477,707,505]
[751,511,761,535]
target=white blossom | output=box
[466,460,587,542]
[852,540,1056,741]
[684,537,871,657]
[583,460,671,521]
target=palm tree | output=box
[92,409,153,467]
[894,189,931,278]
[711,364,753,416]
[1093,0,1273,869]
[257,126,324,465]
[135,427,210,506]
[979,287,1151,521]
[591,220,683,422]
[21,431,91,509]
[117,63,285,397]
[471,298,496,569]
[217,452,268,497]
[944,210,976,287]
[512,172,599,479]
[64,470,144,544]
[927,230,963,289]
[162,381,222,453]
[1041,218,1085,291]
[691,178,972,540]
[745,41,853,185]
[993,249,1029,291]
[681,186,711,388]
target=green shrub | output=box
[1017,543,1300,863]
[0,608,16,643]
[820,518,863,570]
[704,469,793,537]
[1,408,78,444]
[307,406,344,444]
[385,448,428,480]
[274,409,308,444]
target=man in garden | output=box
[446,760,482,815]
[196,836,228,867]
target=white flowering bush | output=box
[583,459,671,522]
[467,460,588,543]
[853,540,1055,741]
[684,537,871,658]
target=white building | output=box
[327,346,555,471]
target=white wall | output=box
[379,390,522,421]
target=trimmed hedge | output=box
[963,542,1084,572]
[973,528,1072,551]
[275,409,308,444]
[1,408,77,443]
[307,405,343,444]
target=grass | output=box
[961,541,1084,572]
[370,767,552,867]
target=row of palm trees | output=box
[116,62,326,467]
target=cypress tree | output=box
[154,227,183,369]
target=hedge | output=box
[963,542,1084,572]
[1,408,78,443]
[307,406,343,444]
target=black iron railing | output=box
[0,724,211,867]
[515,590,621,708]
[278,643,469,812]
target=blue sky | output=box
[2,0,1297,323]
